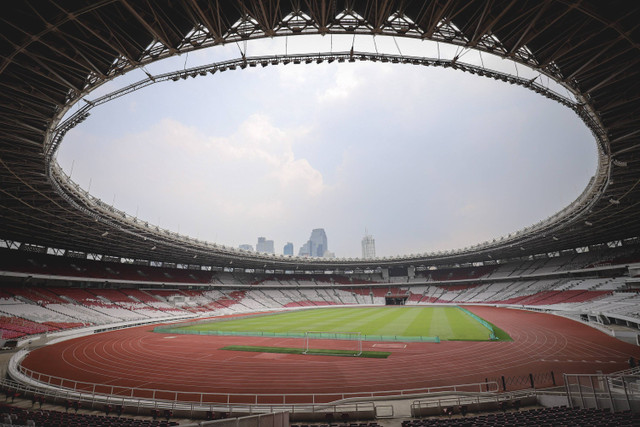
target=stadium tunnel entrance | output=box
[385,295,408,305]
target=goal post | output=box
[303,331,363,357]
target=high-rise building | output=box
[362,230,376,259]
[256,237,274,254]
[299,228,329,257]
[298,241,311,257]
[311,228,328,257]
[238,244,254,252]
[283,242,294,256]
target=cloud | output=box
[317,66,361,102]
[167,114,322,192]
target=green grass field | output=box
[219,345,391,358]
[158,306,511,342]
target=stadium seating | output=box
[0,328,25,339]
[0,242,639,340]
[0,277,634,340]
[400,406,640,426]
[0,404,178,427]
[0,316,61,337]
[0,299,78,323]
[0,249,215,284]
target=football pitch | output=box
[157,306,511,342]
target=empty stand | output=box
[0,404,178,427]
[401,406,640,426]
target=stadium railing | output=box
[410,389,539,417]
[8,350,496,412]
[564,372,640,412]
[1,375,374,421]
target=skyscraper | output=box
[309,228,327,257]
[283,242,294,256]
[299,228,328,257]
[362,230,376,259]
[256,237,274,254]
[238,244,254,252]
[298,241,311,256]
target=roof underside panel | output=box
[1,1,640,269]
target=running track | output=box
[20,307,640,404]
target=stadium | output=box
[1,1,640,426]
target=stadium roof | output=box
[1,1,639,270]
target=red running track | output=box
[20,307,640,404]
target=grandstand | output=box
[1,246,640,334]
[2,1,640,425]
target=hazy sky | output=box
[57,35,597,258]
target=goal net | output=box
[302,331,363,357]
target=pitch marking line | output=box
[373,343,406,349]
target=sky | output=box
[56,35,597,258]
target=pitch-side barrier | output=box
[153,326,440,342]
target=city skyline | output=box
[241,229,336,257]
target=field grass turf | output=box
[166,306,511,342]
[220,345,390,358]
